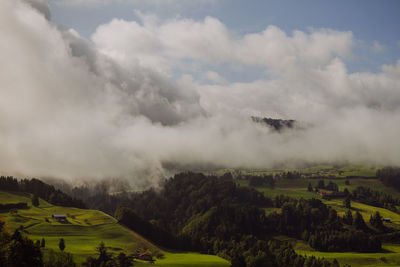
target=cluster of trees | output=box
[280,171,302,179]
[83,242,133,267]
[0,228,43,267]
[370,212,384,230]
[315,180,339,192]
[247,175,275,187]
[351,186,400,212]
[0,202,28,211]
[377,167,400,191]
[229,237,341,267]
[115,206,174,249]
[44,250,75,267]
[308,229,381,252]
[265,197,381,252]
[0,176,86,209]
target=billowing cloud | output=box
[25,0,51,20]
[1,0,400,187]
[92,15,354,74]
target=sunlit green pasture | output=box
[275,235,400,267]
[0,191,229,266]
[297,241,400,267]
[154,252,230,267]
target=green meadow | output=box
[274,236,400,267]
[0,191,230,267]
[155,252,230,267]
[296,241,400,267]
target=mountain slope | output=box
[0,190,230,266]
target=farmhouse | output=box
[383,218,391,223]
[52,214,67,222]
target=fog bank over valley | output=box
[1,0,400,187]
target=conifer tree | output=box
[353,211,367,230]
[59,238,65,251]
[307,183,313,192]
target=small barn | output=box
[137,252,154,262]
[383,218,391,223]
[52,214,67,222]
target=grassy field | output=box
[0,191,230,267]
[155,252,230,267]
[275,235,400,267]
[294,239,400,267]
[237,179,321,199]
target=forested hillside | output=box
[0,176,86,209]
[109,172,355,266]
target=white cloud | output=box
[1,0,400,186]
[92,16,354,75]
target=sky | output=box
[1,0,400,186]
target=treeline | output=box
[377,167,400,191]
[265,197,381,252]
[83,242,135,267]
[315,180,339,192]
[278,171,302,179]
[0,202,28,211]
[308,230,381,252]
[0,176,86,209]
[351,186,400,212]
[247,175,275,187]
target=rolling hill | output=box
[0,190,230,266]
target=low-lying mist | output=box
[1,0,400,188]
